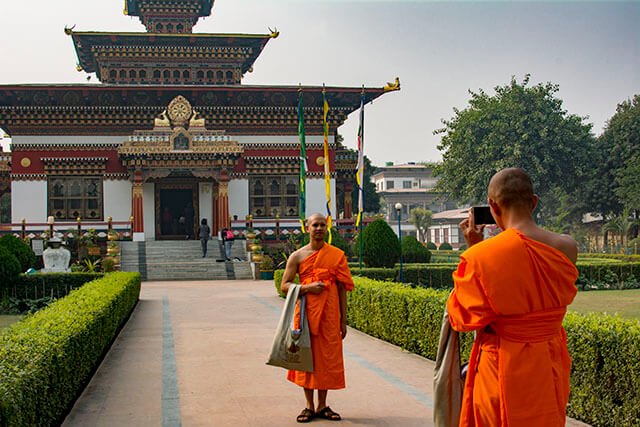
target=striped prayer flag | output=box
[298,91,307,232]
[355,93,365,227]
[323,89,333,244]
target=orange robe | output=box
[447,228,578,427]
[287,244,355,390]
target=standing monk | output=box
[447,168,578,426]
[281,213,354,423]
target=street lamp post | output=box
[395,202,404,283]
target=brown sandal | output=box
[297,408,315,423]
[316,406,341,421]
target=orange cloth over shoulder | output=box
[287,244,354,390]
[447,228,578,427]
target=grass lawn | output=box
[0,315,23,330]
[569,289,640,320]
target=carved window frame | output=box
[47,176,104,221]
[249,175,298,218]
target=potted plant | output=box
[259,255,274,280]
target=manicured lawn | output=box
[569,289,640,320]
[0,315,22,330]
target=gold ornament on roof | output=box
[383,77,401,92]
[268,27,280,38]
[154,110,171,128]
[64,25,76,36]
[189,110,206,128]
[167,96,193,128]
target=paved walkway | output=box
[63,280,589,427]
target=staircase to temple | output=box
[119,239,252,281]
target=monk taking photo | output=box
[281,213,354,423]
[447,168,579,426]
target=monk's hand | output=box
[460,213,485,248]
[305,281,326,295]
[341,319,347,339]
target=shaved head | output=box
[305,213,326,224]
[488,168,535,209]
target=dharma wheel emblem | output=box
[167,96,193,127]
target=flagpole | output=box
[358,86,365,272]
[322,84,333,245]
[298,84,307,233]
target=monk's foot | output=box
[297,408,315,423]
[316,406,341,421]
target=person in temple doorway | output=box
[183,202,195,239]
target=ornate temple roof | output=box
[0,84,396,136]
[69,31,274,78]
[124,0,215,33]
[125,0,214,18]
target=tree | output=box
[358,219,400,268]
[585,94,640,219]
[434,75,595,228]
[409,207,433,242]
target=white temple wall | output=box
[229,179,249,220]
[198,182,214,226]
[143,182,155,240]
[306,178,336,219]
[103,180,132,222]
[12,181,47,223]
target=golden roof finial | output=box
[268,27,280,38]
[76,63,84,72]
[64,25,76,36]
[383,77,401,92]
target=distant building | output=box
[430,208,468,249]
[371,162,458,238]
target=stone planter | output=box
[260,271,274,280]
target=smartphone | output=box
[472,206,496,225]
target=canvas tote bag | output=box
[266,284,314,372]
[433,307,464,427]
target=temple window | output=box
[207,70,214,80]
[216,70,223,81]
[109,70,117,80]
[163,70,170,79]
[166,23,174,32]
[176,24,184,32]
[183,70,190,79]
[197,70,205,79]
[156,23,164,32]
[154,70,161,79]
[173,70,180,79]
[139,70,147,79]
[119,70,126,79]
[226,71,233,82]
[250,176,298,218]
[48,177,103,221]
[129,70,137,79]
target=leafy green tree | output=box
[0,246,20,288]
[358,219,400,268]
[409,207,433,242]
[434,75,594,227]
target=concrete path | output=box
[63,280,589,427]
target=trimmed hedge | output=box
[0,235,35,273]
[344,276,640,427]
[0,272,141,426]
[1,273,104,300]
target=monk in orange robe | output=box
[447,168,578,427]
[281,213,354,423]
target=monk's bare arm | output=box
[280,251,300,295]
[338,282,348,339]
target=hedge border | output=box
[0,272,141,426]
[1,273,104,300]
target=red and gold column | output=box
[343,183,354,219]
[131,170,144,234]
[216,178,230,232]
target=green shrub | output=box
[328,228,352,257]
[0,272,141,426]
[402,235,431,263]
[426,241,437,250]
[0,235,35,273]
[0,246,21,288]
[346,277,640,426]
[359,219,400,268]
[274,269,298,298]
[1,273,104,301]
[438,242,453,250]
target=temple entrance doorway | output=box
[156,182,199,240]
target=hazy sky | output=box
[1,0,638,166]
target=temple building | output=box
[0,0,398,240]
